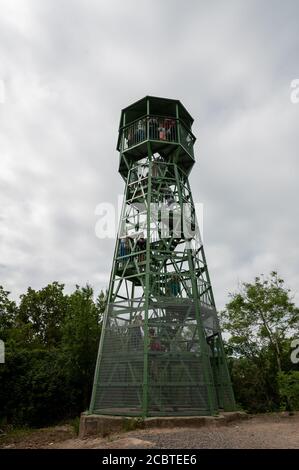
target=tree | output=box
[0,286,17,341]
[221,272,299,371]
[62,285,105,409]
[221,272,299,412]
[18,282,69,347]
[278,371,299,411]
[0,282,106,426]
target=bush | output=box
[278,371,299,411]
[0,348,71,426]
[0,283,105,427]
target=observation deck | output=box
[117,96,196,179]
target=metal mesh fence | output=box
[93,298,232,415]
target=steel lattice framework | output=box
[89,96,235,416]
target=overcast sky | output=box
[0,0,299,308]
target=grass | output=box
[0,419,78,448]
[122,417,145,432]
[70,416,80,435]
[0,426,35,446]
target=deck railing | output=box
[120,115,195,158]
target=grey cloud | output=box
[0,0,299,307]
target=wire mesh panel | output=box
[93,299,224,415]
[146,301,217,415]
[93,301,145,415]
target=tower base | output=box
[79,411,248,438]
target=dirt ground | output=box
[1,412,299,449]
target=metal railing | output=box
[120,115,195,158]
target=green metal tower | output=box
[90,96,235,416]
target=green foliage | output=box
[0,286,17,341]
[228,355,279,412]
[221,272,299,413]
[1,271,298,425]
[62,285,103,409]
[0,283,106,427]
[18,283,68,347]
[278,371,299,411]
[0,347,70,426]
[71,416,80,435]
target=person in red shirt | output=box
[149,328,164,352]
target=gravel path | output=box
[2,413,299,449]
[101,413,299,449]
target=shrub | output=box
[277,371,299,411]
